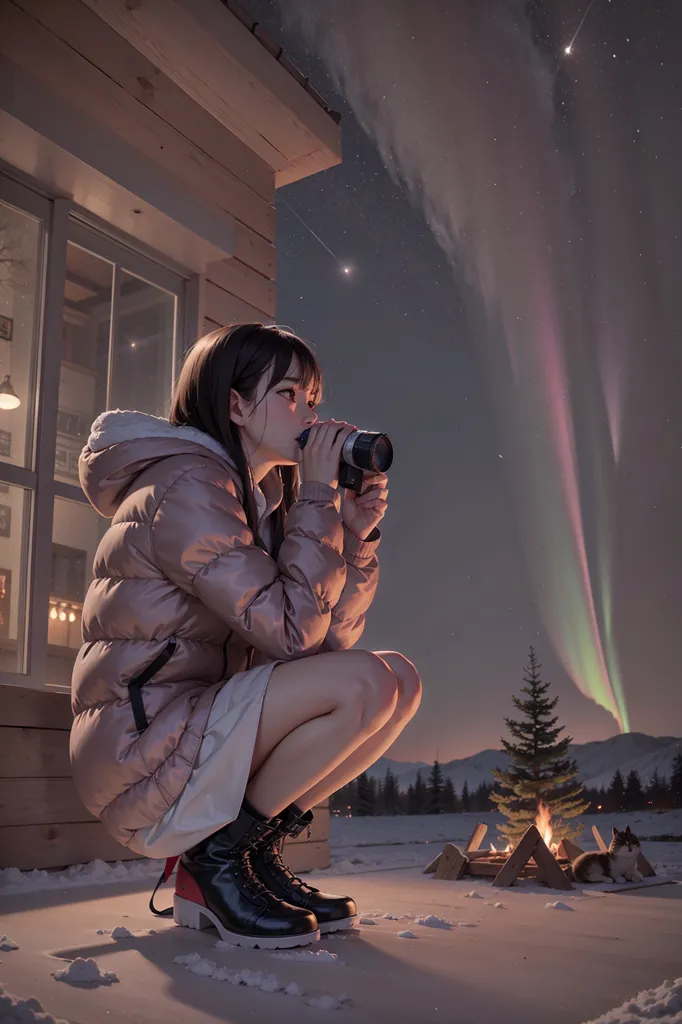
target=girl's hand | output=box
[300,420,356,490]
[341,471,389,540]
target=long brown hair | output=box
[169,323,322,557]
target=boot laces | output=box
[238,848,276,903]
[269,845,309,892]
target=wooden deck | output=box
[0,684,329,872]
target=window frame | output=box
[0,172,199,691]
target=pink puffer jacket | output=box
[70,410,380,847]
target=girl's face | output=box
[231,356,319,475]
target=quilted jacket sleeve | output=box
[151,463,347,661]
[321,527,381,651]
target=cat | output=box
[571,826,644,884]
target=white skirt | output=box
[129,659,280,859]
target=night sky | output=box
[247,0,681,762]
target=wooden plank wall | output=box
[5,0,277,329]
[0,685,329,872]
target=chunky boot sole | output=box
[319,914,358,935]
[173,895,320,950]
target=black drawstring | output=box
[128,638,177,733]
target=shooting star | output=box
[564,0,599,55]
[278,194,355,276]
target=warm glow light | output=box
[49,607,58,620]
[536,800,552,845]
[59,611,67,621]
[565,45,572,55]
[0,394,20,411]
[535,799,558,852]
[68,611,76,623]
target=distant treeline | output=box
[330,755,682,817]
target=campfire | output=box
[425,800,584,889]
[490,800,559,856]
[425,801,657,889]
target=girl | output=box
[71,323,422,949]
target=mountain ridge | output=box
[367,733,682,792]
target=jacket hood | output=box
[79,409,281,519]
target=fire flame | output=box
[535,800,558,853]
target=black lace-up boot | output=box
[249,803,357,934]
[172,798,320,949]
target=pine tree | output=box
[624,770,644,812]
[443,778,457,813]
[645,769,667,810]
[461,780,471,813]
[382,768,401,815]
[607,769,625,812]
[490,646,589,843]
[356,772,375,816]
[413,769,427,814]
[669,754,682,808]
[427,760,444,814]
[406,783,417,814]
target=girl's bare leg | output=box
[292,652,422,811]
[245,650,419,818]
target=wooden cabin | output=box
[0,0,339,872]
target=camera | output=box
[298,427,393,492]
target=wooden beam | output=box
[557,838,584,861]
[80,0,341,179]
[0,685,73,730]
[0,778,96,828]
[435,843,469,881]
[0,822,140,870]
[3,0,274,245]
[0,727,71,778]
[529,833,573,891]
[13,0,274,204]
[465,822,488,852]
[592,825,608,852]
[423,850,442,874]
[206,258,276,318]
[492,825,542,887]
[233,222,275,281]
[203,283,273,331]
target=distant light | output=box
[341,264,354,277]
[565,45,572,55]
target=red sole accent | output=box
[175,862,207,908]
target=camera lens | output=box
[298,427,393,474]
[342,431,393,472]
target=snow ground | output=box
[1,810,681,1023]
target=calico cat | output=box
[572,826,644,884]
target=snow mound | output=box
[457,922,478,928]
[464,890,484,899]
[53,957,119,986]
[545,901,574,911]
[416,914,452,929]
[110,926,133,939]
[173,952,350,1006]
[485,902,507,909]
[1,935,20,951]
[0,983,70,1024]
[358,917,377,925]
[306,993,350,1010]
[271,949,344,965]
[397,929,417,938]
[0,858,160,895]
[582,976,682,1023]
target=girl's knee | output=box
[341,650,399,732]
[375,651,422,717]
